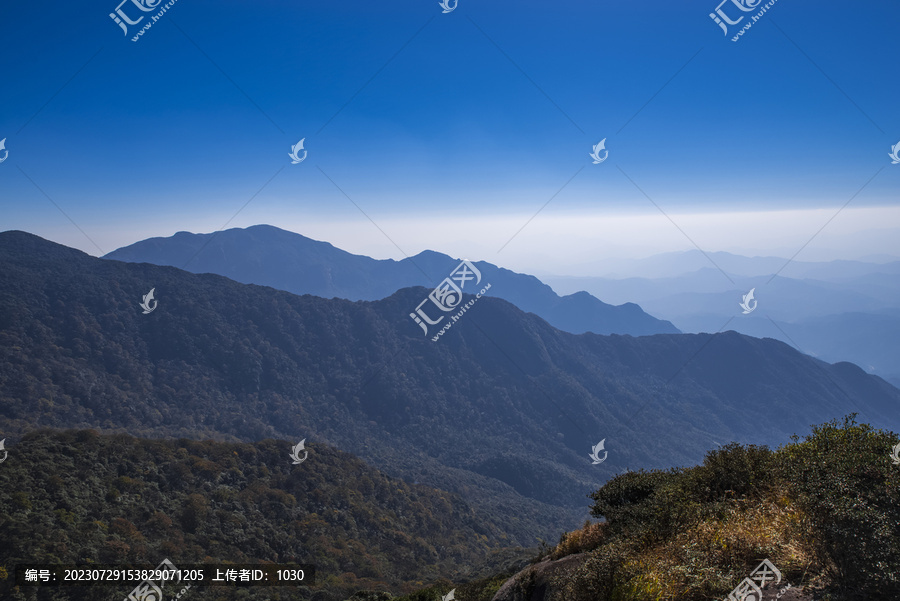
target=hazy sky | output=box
[1,0,898,275]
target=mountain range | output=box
[543,250,900,386]
[551,249,900,280]
[103,224,679,337]
[2,231,899,550]
[105,226,900,386]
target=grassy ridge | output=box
[549,416,900,600]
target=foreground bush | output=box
[777,415,900,597]
[562,416,900,600]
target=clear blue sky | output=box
[1,0,897,269]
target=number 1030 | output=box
[277,569,305,581]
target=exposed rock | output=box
[491,554,816,601]
[757,583,814,600]
[491,553,589,601]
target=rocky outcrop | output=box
[491,553,815,601]
[491,553,590,601]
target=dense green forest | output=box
[3,234,900,600]
[0,429,529,601]
[4,231,900,550]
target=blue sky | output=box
[1,0,898,272]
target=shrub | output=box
[562,540,636,601]
[777,415,900,597]
[552,521,606,560]
[689,443,775,503]
[588,469,677,539]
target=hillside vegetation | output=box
[473,416,900,601]
[4,231,900,549]
[0,430,529,601]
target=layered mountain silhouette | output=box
[103,224,679,337]
[545,253,900,385]
[3,231,899,547]
[561,248,900,280]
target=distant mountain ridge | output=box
[103,224,679,337]
[544,256,900,386]
[560,249,900,280]
[3,231,900,547]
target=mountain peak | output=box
[105,225,679,336]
